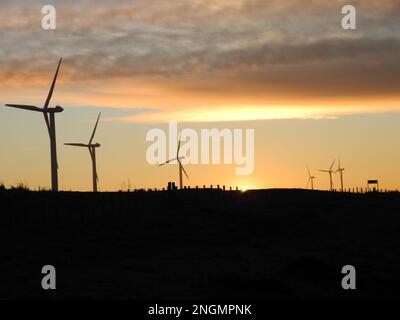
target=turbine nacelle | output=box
[45,105,64,113]
[90,143,101,148]
[53,106,64,113]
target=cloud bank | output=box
[0,0,399,122]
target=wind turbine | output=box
[3,58,63,192]
[336,158,345,192]
[159,134,189,189]
[307,166,316,190]
[319,159,336,191]
[65,113,102,192]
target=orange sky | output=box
[1,0,400,191]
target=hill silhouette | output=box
[0,188,399,299]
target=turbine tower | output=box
[3,58,63,192]
[159,134,189,189]
[307,166,316,190]
[65,113,102,192]
[319,159,336,191]
[336,158,345,192]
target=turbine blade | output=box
[177,136,181,158]
[307,165,311,177]
[306,178,310,189]
[64,143,89,147]
[88,147,94,159]
[4,104,43,112]
[329,159,336,171]
[44,58,62,110]
[43,112,50,136]
[87,148,98,182]
[94,164,99,183]
[89,112,101,145]
[159,158,178,166]
[319,170,329,173]
[179,161,189,180]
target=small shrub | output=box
[11,182,30,191]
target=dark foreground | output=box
[0,189,399,300]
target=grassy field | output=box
[0,188,399,300]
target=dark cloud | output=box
[0,0,399,100]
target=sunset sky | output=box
[1,0,400,191]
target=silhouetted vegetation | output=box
[10,182,30,191]
[38,186,51,192]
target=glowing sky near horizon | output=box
[1,0,400,191]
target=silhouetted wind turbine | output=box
[159,134,189,189]
[307,166,316,190]
[65,113,102,192]
[319,159,336,191]
[336,157,345,192]
[3,58,63,192]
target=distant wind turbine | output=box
[3,58,63,192]
[336,157,345,192]
[159,134,189,189]
[307,166,316,190]
[65,113,102,192]
[319,159,336,191]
